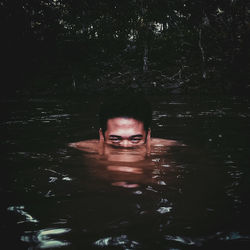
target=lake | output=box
[1,95,250,249]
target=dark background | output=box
[1,0,250,97]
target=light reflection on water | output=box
[2,96,250,249]
[7,206,39,224]
[93,231,250,249]
[21,228,71,249]
[94,234,140,249]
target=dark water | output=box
[1,95,250,249]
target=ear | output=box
[99,128,104,141]
[146,128,151,155]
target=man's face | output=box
[100,117,150,148]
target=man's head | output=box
[99,93,152,148]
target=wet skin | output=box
[69,117,181,160]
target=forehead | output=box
[106,117,144,133]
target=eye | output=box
[110,138,121,143]
[130,138,141,144]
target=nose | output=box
[120,140,130,148]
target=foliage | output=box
[1,0,249,95]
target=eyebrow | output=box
[130,135,143,139]
[109,135,122,139]
[109,135,143,139]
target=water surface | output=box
[1,95,250,249]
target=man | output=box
[69,93,182,188]
[69,93,180,157]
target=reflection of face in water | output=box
[100,144,149,162]
[98,145,152,188]
[97,137,150,188]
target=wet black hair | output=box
[99,93,152,133]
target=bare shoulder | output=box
[68,139,100,153]
[151,138,185,147]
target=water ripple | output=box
[21,227,71,249]
[7,205,38,224]
[94,235,139,249]
[164,231,250,247]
